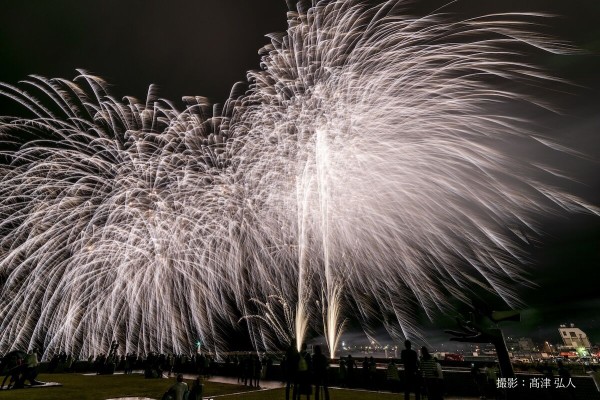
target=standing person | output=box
[124,354,131,375]
[203,355,211,379]
[362,357,370,387]
[400,340,420,400]
[285,339,300,400]
[420,347,443,400]
[368,357,377,389]
[264,355,273,380]
[236,356,243,384]
[167,354,175,377]
[470,364,486,399]
[386,359,401,393]
[297,343,312,400]
[435,358,444,398]
[253,354,262,388]
[188,377,204,400]
[540,361,555,400]
[346,355,356,388]
[312,345,330,400]
[25,349,42,384]
[164,373,188,400]
[242,355,251,386]
[483,363,498,399]
[338,357,347,387]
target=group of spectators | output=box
[395,340,445,400]
[280,339,446,400]
[9,349,219,378]
[0,349,43,389]
[143,352,218,379]
[282,341,330,400]
[337,354,377,388]
[232,353,268,387]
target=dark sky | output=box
[1,0,289,105]
[1,0,599,346]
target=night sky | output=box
[1,0,599,346]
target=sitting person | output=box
[14,349,44,388]
[163,373,188,400]
[2,353,22,389]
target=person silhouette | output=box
[284,338,300,400]
[420,346,443,400]
[346,355,356,388]
[296,343,312,400]
[400,340,420,400]
[164,374,188,400]
[188,377,203,400]
[312,345,330,400]
[386,359,401,393]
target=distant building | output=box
[559,324,591,349]
[506,337,518,352]
[518,338,535,351]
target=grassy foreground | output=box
[0,373,421,399]
[0,373,255,400]
[216,387,406,399]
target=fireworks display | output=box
[0,1,596,358]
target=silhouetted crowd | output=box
[279,339,448,400]
[229,353,269,388]
[281,341,330,400]
[27,350,220,377]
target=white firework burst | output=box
[0,0,596,358]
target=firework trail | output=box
[0,1,596,358]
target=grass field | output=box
[214,387,407,399]
[0,373,255,400]
[0,374,416,399]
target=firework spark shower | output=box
[0,0,597,358]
